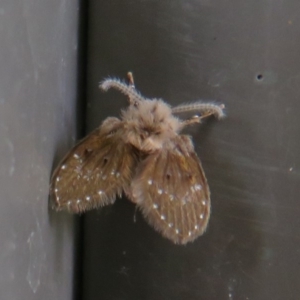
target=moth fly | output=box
[50,72,225,244]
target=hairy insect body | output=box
[121,99,180,153]
[50,75,224,244]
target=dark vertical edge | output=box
[73,0,89,300]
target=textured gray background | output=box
[2,0,299,299]
[0,0,80,299]
[83,1,300,300]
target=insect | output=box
[50,72,225,244]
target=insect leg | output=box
[127,71,135,90]
[179,107,224,129]
[126,72,140,106]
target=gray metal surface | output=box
[83,1,300,300]
[0,0,80,299]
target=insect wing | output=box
[131,135,211,244]
[50,118,138,213]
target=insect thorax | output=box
[121,99,181,153]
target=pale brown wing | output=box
[50,117,139,213]
[131,135,211,244]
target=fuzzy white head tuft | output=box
[122,99,181,152]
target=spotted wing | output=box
[131,135,211,244]
[50,117,138,213]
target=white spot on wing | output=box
[157,189,163,195]
[168,223,173,228]
[74,153,80,159]
[62,164,66,169]
[195,184,202,191]
[153,203,158,209]
[86,196,91,201]
[160,215,166,220]
[148,179,153,185]
[200,214,204,219]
